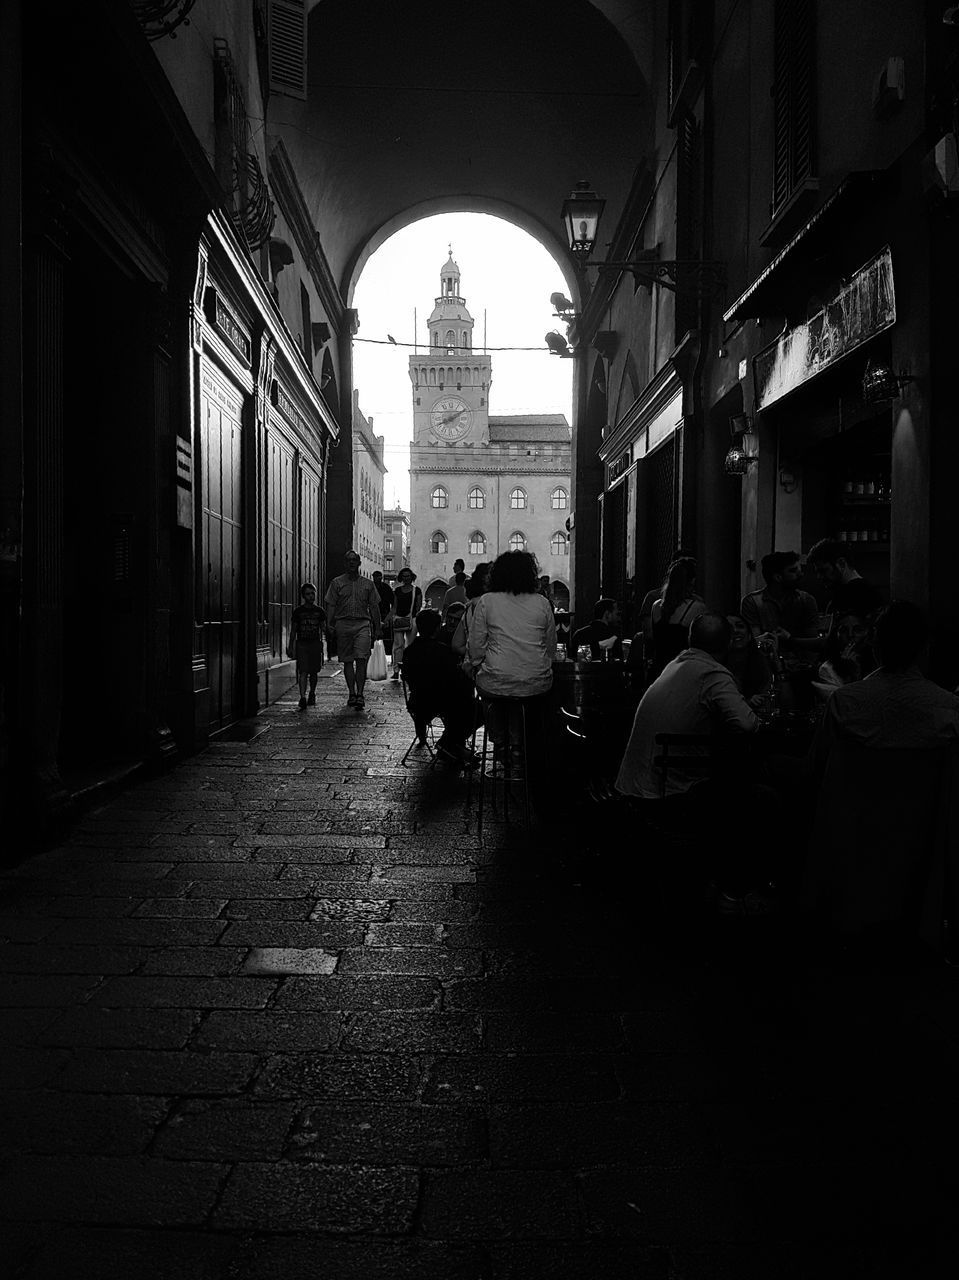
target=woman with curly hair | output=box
[468,550,556,771]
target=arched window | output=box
[468,530,487,556]
[461,330,469,349]
[509,487,527,510]
[551,486,569,510]
[430,530,448,554]
[445,329,456,349]
[467,486,485,509]
[429,368,436,385]
[508,531,527,552]
[432,332,438,346]
[550,531,569,556]
[463,367,471,385]
[430,485,448,509]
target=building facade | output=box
[567,0,957,686]
[383,506,410,580]
[351,391,386,576]
[409,256,572,609]
[5,2,355,832]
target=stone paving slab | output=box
[2,675,958,1270]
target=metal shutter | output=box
[771,0,815,217]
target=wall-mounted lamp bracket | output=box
[573,246,726,299]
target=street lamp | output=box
[561,181,606,264]
[560,180,726,298]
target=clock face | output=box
[430,396,472,441]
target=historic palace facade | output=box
[408,255,571,608]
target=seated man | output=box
[741,550,821,709]
[617,613,758,800]
[571,597,623,660]
[616,613,769,904]
[813,601,959,758]
[805,538,883,622]
[401,609,479,767]
[438,600,466,648]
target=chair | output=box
[802,740,959,956]
[476,696,533,840]
[652,733,717,799]
[399,674,439,768]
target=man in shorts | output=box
[324,550,382,708]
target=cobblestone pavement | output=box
[3,671,959,1278]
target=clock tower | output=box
[409,252,491,446]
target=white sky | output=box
[351,212,575,510]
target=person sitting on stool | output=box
[402,609,480,768]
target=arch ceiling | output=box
[275,0,653,301]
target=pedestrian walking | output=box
[324,550,382,709]
[287,582,327,710]
[390,566,423,681]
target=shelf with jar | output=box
[840,474,890,505]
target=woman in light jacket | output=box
[468,550,556,768]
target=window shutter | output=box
[269,0,307,100]
[771,0,815,217]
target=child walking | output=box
[288,582,327,709]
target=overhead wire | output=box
[354,337,553,351]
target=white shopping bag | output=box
[368,638,388,680]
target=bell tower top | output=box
[427,247,474,353]
[440,247,460,299]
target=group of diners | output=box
[401,551,557,774]
[612,543,959,948]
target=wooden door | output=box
[200,364,244,731]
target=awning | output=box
[723,171,893,324]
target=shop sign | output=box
[203,286,252,365]
[608,449,632,485]
[754,246,895,409]
[275,382,308,436]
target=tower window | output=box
[509,487,527,510]
[430,486,449,509]
[551,486,569,510]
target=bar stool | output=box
[477,696,532,841]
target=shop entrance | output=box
[199,361,245,733]
[800,414,892,607]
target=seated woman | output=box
[725,613,773,704]
[467,550,556,772]
[817,611,877,688]
[649,557,707,676]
